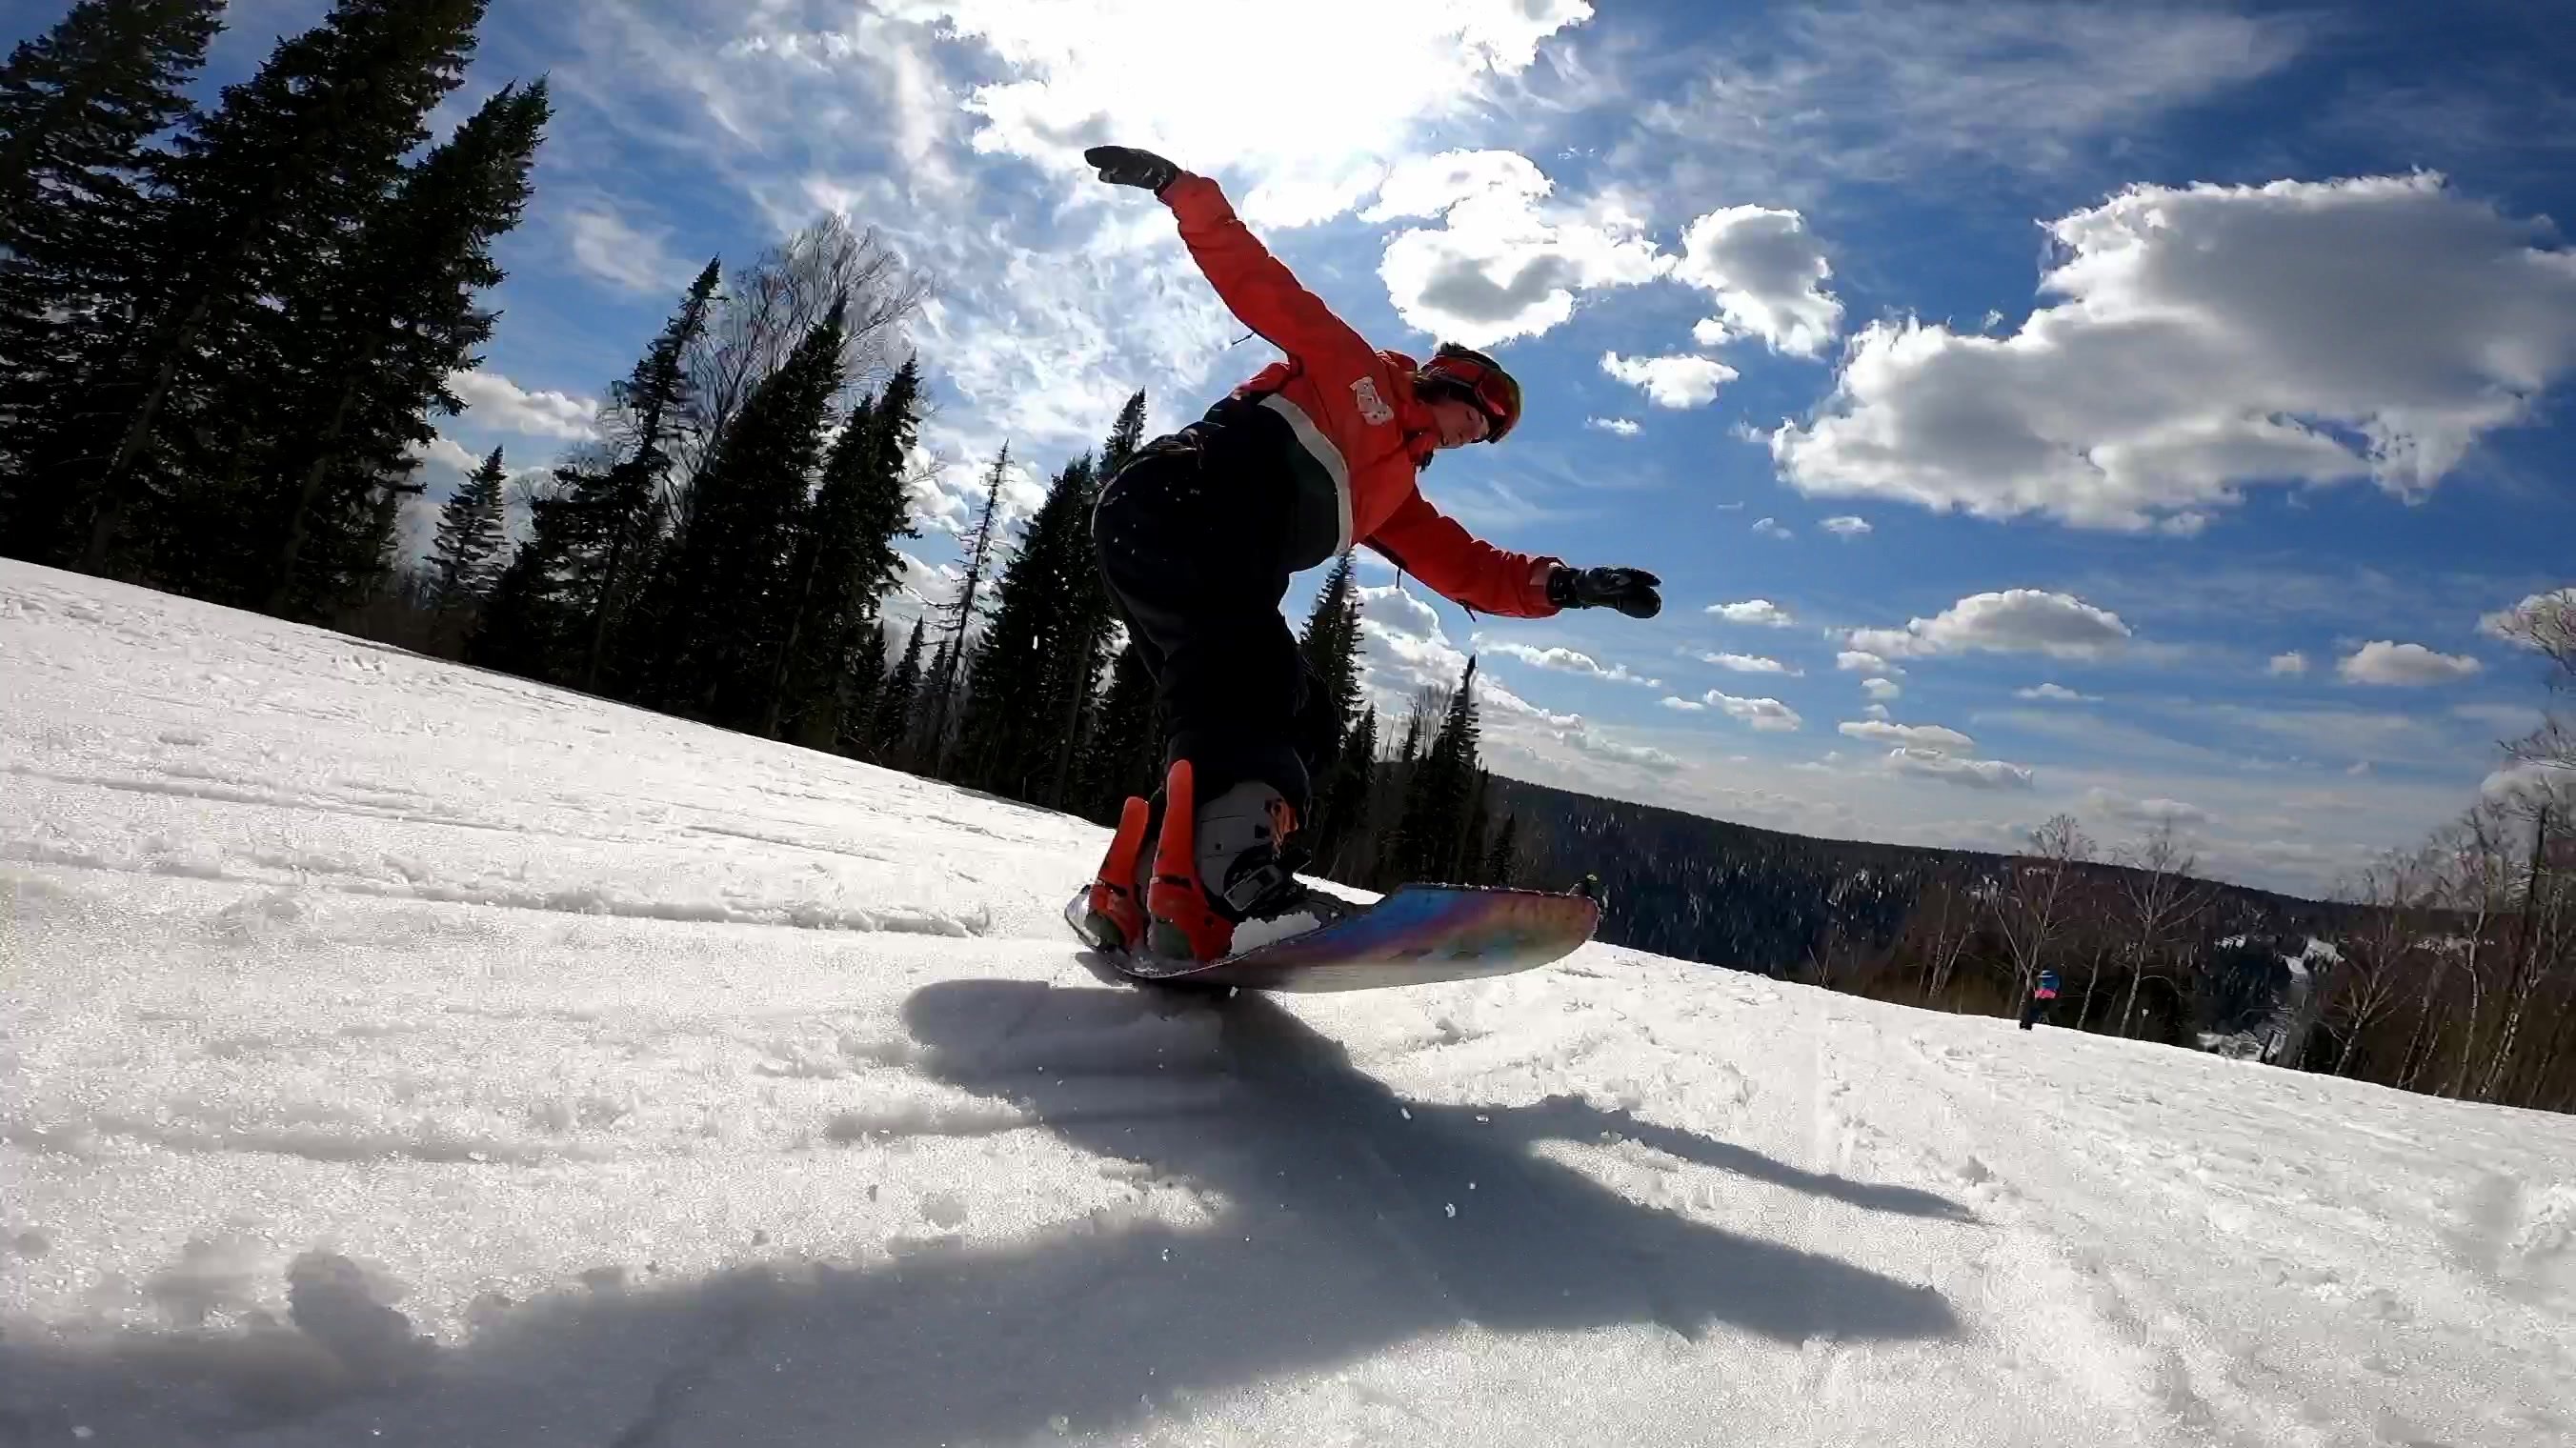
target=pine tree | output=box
[922,447,1009,775]
[426,445,508,615]
[1459,772,1492,885]
[0,0,222,563]
[1389,657,1481,883]
[1315,704,1378,882]
[767,358,923,749]
[260,77,550,616]
[835,615,889,758]
[570,257,720,689]
[644,295,848,726]
[1296,550,1364,843]
[918,630,958,769]
[871,616,926,764]
[1484,809,1520,887]
[1040,390,1144,804]
[1078,635,1160,822]
[848,354,924,604]
[71,0,490,578]
[958,452,1098,797]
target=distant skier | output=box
[1072,144,1662,964]
[2021,969,2062,1031]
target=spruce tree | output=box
[958,452,1097,796]
[1458,773,1492,885]
[72,0,490,577]
[260,77,549,616]
[426,445,508,615]
[1078,635,1159,822]
[1389,657,1481,883]
[919,630,958,770]
[849,355,924,604]
[646,295,848,726]
[834,615,889,757]
[871,615,926,764]
[569,256,720,689]
[1042,390,1144,803]
[0,0,222,563]
[1314,703,1378,883]
[921,447,1009,774]
[1485,809,1520,887]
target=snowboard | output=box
[1103,884,1600,994]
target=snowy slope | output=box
[5,559,2573,1448]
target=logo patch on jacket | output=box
[1350,375,1394,426]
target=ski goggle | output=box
[1425,350,1521,443]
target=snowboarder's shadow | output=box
[903,979,1969,1347]
[0,981,1967,1447]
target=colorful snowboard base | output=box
[1091,884,1601,995]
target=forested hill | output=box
[1486,774,2345,979]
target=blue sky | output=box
[30,0,2572,897]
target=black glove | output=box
[1547,565,1661,619]
[1083,145,1180,196]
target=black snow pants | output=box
[1093,436,1337,817]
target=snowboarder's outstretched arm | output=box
[1085,145,1371,370]
[1367,491,1563,617]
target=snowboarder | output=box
[1072,144,1661,964]
[2021,969,2062,1031]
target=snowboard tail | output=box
[1106,884,1600,994]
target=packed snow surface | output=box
[5,559,2573,1447]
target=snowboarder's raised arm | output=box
[1083,145,1371,370]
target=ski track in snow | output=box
[4,559,2573,1447]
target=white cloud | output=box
[2479,587,2576,646]
[1662,690,1803,732]
[1862,702,1891,720]
[1840,719,1975,752]
[1560,730,1682,772]
[1669,205,1842,357]
[1477,638,1660,688]
[1632,5,2307,191]
[448,370,600,440]
[919,2,1597,229]
[1847,589,2131,660]
[1751,516,1794,539]
[412,435,482,476]
[2082,787,2213,827]
[564,204,694,295]
[1709,598,1796,626]
[1862,676,1902,700]
[1886,748,2034,791]
[1837,650,1893,674]
[2268,652,2309,676]
[2015,682,2101,702]
[1696,651,1799,675]
[2337,640,2484,686]
[1586,415,1642,436]
[1772,175,2576,531]
[1821,515,1871,536]
[1600,351,1737,408]
[1373,151,1671,346]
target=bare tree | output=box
[1990,813,2094,1007]
[2324,854,2425,1076]
[2112,821,2205,1038]
[677,213,931,487]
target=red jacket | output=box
[1161,172,1562,618]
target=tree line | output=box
[1489,591,2575,1114]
